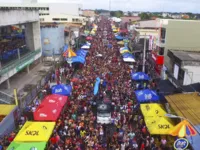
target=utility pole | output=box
[142,34,146,73]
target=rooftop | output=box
[165,92,200,126]
[137,20,159,28]
[168,50,200,64]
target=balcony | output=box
[0,49,41,77]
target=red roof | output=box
[121,16,141,23]
[34,94,68,121]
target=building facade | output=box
[40,24,65,56]
[167,50,200,86]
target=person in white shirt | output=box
[121,142,125,150]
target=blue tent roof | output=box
[131,72,150,81]
[135,89,159,103]
[76,49,88,57]
[71,56,86,64]
[122,52,134,58]
[52,84,72,96]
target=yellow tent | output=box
[145,117,175,135]
[140,104,167,117]
[0,105,16,115]
[68,49,77,57]
[14,121,55,142]
[117,41,124,45]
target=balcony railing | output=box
[0,49,41,76]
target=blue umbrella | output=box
[52,84,72,96]
[135,89,159,103]
[115,35,124,40]
[131,72,150,81]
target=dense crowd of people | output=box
[0,38,25,54]
[0,18,176,150]
[47,18,174,150]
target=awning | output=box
[7,142,47,150]
[165,93,200,126]
[165,92,200,150]
[140,104,167,117]
[144,116,175,135]
[14,121,55,142]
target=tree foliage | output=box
[139,12,150,20]
[110,11,124,18]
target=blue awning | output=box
[135,89,159,103]
[52,84,72,96]
[187,125,200,150]
[131,72,150,81]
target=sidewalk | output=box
[0,62,52,96]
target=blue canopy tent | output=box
[71,56,86,64]
[94,77,101,95]
[115,35,124,40]
[76,49,88,57]
[131,72,150,81]
[52,84,72,96]
[135,89,159,103]
[122,53,134,58]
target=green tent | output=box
[7,142,47,150]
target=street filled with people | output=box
[46,17,174,150]
[2,17,178,150]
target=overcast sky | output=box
[0,0,199,13]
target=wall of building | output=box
[39,15,85,24]
[165,20,200,51]
[0,9,39,26]
[183,66,200,85]
[41,25,65,56]
[25,22,41,51]
[0,106,19,137]
[163,20,200,69]
[48,3,82,16]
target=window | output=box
[161,28,166,43]
[52,18,60,21]
[61,18,68,21]
[159,47,164,55]
[72,18,75,22]
[40,18,44,22]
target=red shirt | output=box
[50,137,58,144]
[140,143,145,150]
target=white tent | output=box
[123,57,135,62]
[81,45,90,49]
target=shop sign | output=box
[16,58,34,72]
[174,138,189,150]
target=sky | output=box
[0,0,199,13]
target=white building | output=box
[0,2,85,24]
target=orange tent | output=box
[63,49,76,57]
[170,120,197,137]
